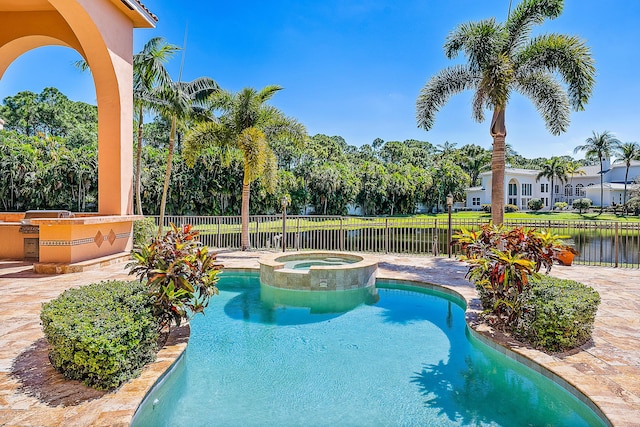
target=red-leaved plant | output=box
[454,224,578,326]
[127,223,222,336]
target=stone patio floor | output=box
[0,251,639,426]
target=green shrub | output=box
[626,196,640,215]
[527,198,543,211]
[133,217,156,247]
[515,275,600,352]
[481,204,491,213]
[40,281,158,390]
[504,204,519,213]
[554,201,568,210]
[573,198,592,213]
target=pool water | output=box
[133,272,605,427]
[283,256,357,270]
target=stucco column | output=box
[50,0,134,215]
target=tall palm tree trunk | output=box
[490,109,506,225]
[624,166,629,215]
[240,179,251,250]
[158,115,177,236]
[550,178,555,210]
[599,159,604,214]
[135,107,145,215]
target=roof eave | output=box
[117,0,157,28]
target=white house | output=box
[466,158,640,210]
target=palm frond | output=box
[574,131,620,157]
[514,71,570,135]
[258,106,307,145]
[505,0,563,52]
[73,59,90,72]
[478,53,513,109]
[613,142,640,165]
[416,65,479,130]
[515,33,595,110]
[239,127,268,183]
[183,122,219,167]
[471,87,487,122]
[256,85,283,104]
[133,37,179,92]
[444,19,504,71]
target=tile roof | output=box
[132,0,158,22]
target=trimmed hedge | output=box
[515,275,600,352]
[527,198,543,211]
[133,217,156,247]
[572,198,592,213]
[40,280,159,390]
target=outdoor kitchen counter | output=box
[0,215,142,265]
[29,215,142,226]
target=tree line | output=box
[4,86,637,219]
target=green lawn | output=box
[185,210,640,237]
[422,210,640,222]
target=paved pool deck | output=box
[0,251,639,426]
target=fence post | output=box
[296,217,300,251]
[340,217,344,251]
[615,222,619,268]
[216,218,221,248]
[254,218,259,249]
[385,218,389,254]
[433,219,438,256]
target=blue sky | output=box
[1,0,638,159]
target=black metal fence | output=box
[151,215,640,268]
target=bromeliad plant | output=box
[127,223,222,332]
[454,224,578,326]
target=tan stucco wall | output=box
[0,1,155,266]
[0,0,154,216]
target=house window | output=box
[564,184,573,197]
[521,198,531,210]
[540,183,548,193]
[554,184,560,194]
[472,197,480,206]
[576,184,585,197]
[508,181,518,196]
[522,183,532,196]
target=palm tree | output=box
[184,85,306,250]
[435,141,458,159]
[613,141,640,213]
[133,37,179,215]
[574,131,620,212]
[564,160,585,204]
[460,145,491,187]
[151,77,219,234]
[416,0,595,225]
[536,157,568,210]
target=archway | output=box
[0,0,155,214]
[0,1,156,268]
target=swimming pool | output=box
[132,272,606,426]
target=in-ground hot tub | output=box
[258,251,379,313]
[258,251,378,291]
